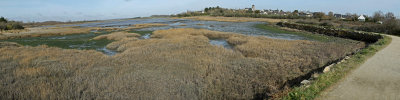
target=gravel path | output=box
[319,35,400,100]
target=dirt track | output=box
[320,35,400,100]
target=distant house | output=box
[299,12,313,17]
[263,9,281,15]
[259,9,291,15]
[260,9,273,15]
[358,15,366,22]
[341,15,351,19]
[260,10,268,14]
[334,14,343,19]
[377,21,383,24]
[334,14,350,19]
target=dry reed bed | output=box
[92,31,141,41]
[0,27,95,40]
[0,28,364,99]
[176,16,285,23]
[0,23,168,40]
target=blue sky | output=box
[1,0,399,22]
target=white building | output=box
[245,5,256,11]
[358,15,366,22]
[299,12,313,17]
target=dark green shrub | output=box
[0,17,24,31]
[319,21,333,27]
[0,22,6,30]
[278,22,382,43]
[296,20,318,25]
[352,19,400,36]
[0,17,7,23]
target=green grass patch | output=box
[254,24,336,42]
[282,35,392,100]
[0,31,114,50]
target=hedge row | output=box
[277,22,383,43]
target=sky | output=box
[1,0,399,22]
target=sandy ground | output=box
[319,35,400,100]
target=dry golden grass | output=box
[87,23,168,32]
[14,67,44,77]
[176,16,286,23]
[0,42,22,48]
[93,31,140,41]
[0,27,96,40]
[106,38,138,50]
[0,28,364,99]
[0,23,167,40]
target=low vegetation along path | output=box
[320,35,400,100]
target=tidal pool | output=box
[209,39,233,49]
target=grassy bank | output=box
[282,35,392,100]
[254,24,342,42]
[277,22,383,43]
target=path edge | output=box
[281,35,393,100]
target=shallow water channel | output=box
[209,39,233,49]
[3,18,318,55]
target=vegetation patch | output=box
[1,31,114,50]
[277,22,383,43]
[0,28,364,99]
[0,27,97,40]
[283,35,391,100]
[254,24,338,42]
[0,17,24,31]
[93,31,140,41]
[128,30,154,36]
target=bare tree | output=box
[351,13,359,21]
[372,11,384,22]
[313,12,325,19]
[385,12,396,20]
[328,12,334,20]
[345,13,352,19]
[328,12,334,17]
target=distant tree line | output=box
[0,17,24,31]
[173,7,400,36]
[172,6,368,20]
[173,6,310,19]
[352,11,400,36]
